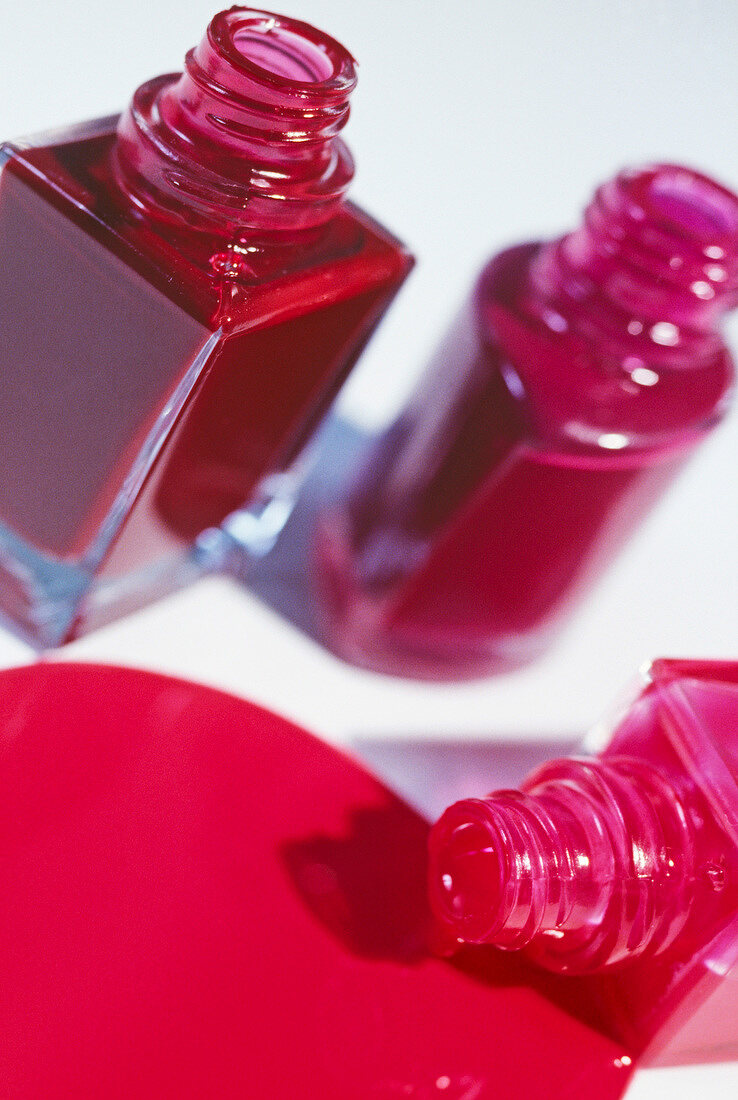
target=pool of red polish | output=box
[0,663,634,1097]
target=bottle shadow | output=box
[279,734,619,1053]
[282,733,579,963]
[349,733,580,819]
[281,802,431,964]
[234,413,366,642]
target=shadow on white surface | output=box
[350,733,579,820]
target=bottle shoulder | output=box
[606,663,738,849]
[475,243,734,451]
[2,119,412,332]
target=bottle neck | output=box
[112,8,356,241]
[429,757,697,972]
[527,165,738,364]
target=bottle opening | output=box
[429,809,504,941]
[115,7,357,235]
[232,21,335,83]
[648,170,738,239]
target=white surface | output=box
[0,2,737,1095]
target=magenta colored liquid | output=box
[0,662,634,1097]
[429,659,738,1066]
[319,214,735,678]
[598,660,738,1065]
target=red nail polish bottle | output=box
[0,8,412,647]
[317,166,737,679]
[429,658,738,1066]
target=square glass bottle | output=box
[0,8,412,646]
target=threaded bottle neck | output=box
[529,165,738,359]
[112,8,357,238]
[429,757,696,972]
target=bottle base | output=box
[0,522,216,649]
[0,478,299,648]
[0,520,90,647]
[313,515,547,681]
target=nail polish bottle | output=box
[429,658,738,1066]
[0,7,412,647]
[316,166,737,679]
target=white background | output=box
[0,2,737,1096]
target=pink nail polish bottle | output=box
[317,167,738,679]
[429,658,738,1067]
[0,8,412,647]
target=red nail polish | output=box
[0,8,411,646]
[0,661,634,1098]
[429,658,738,1065]
[317,166,737,679]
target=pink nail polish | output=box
[0,8,411,647]
[317,166,737,679]
[429,658,738,1066]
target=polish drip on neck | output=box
[112,8,357,238]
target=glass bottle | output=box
[0,7,412,646]
[429,658,738,1066]
[317,167,737,679]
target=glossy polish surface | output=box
[317,166,738,679]
[429,659,738,1065]
[0,663,633,1097]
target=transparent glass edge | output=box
[81,328,224,574]
[581,662,653,753]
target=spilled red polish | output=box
[0,8,411,646]
[0,662,633,1097]
[429,658,738,1066]
[317,166,738,679]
